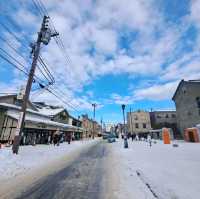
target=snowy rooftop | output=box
[0,102,66,117]
[0,103,83,130]
[37,107,65,116]
[7,111,75,129]
[0,102,49,117]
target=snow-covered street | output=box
[1,138,200,199]
[110,139,200,199]
[0,139,98,183]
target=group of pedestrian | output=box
[121,132,152,147]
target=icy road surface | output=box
[1,139,200,199]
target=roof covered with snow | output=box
[7,110,78,130]
[37,107,65,116]
[0,103,48,117]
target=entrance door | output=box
[188,131,195,142]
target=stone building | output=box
[150,110,179,138]
[127,110,151,136]
[172,80,200,135]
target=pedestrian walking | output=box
[131,134,134,141]
[57,134,61,146]
[135,135,139,141]
[147,134,152,147]
[53,134,58,146]
[66,133,71,144]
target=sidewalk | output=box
[109,139,200,199]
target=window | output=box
[143,123,146,128]
[135,123,139,128]
[134,115,138,120]
[172,114,176,118]
[196,97,200,108]
[166,114,169,118]
[188,111,192,116]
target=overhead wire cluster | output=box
[0,0,82,113]
[30,0,81,112]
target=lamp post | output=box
[121,104,128,148]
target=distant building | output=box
[150,110,179,138]
[172,80,200,135]
[105,123,114,132]
[127,110,151,136]
[81,114,99,137]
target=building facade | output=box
[127,110,151,136]
[81,114,99,138]
[172,80,200,135]
[150,110,179,138]
[0,95,84,144]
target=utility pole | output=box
[100,117,103,135]
[122,104,128,148]
[92,103,96,139]
[12,16,58,154]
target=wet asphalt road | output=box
[15,141,108,199]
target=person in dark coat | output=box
[66,133,71,144]
[53,134,58,146]
[131,134,134,141]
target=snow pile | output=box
[111,139,200,199]
[0,139,97,182]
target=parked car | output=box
[107,133,116,143]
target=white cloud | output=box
[2,0,200,111]
[133,81,179,100]
[110,80,180,104]
[190,0,200,27]
[111,93,134,105]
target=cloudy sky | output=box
[0,0,200,123]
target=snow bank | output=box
[111,139,200,199]
[0,139,97,182]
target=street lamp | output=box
[121,104,128,148]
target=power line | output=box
[31,0,44,18]
[0,47,30,73]
[29,0,83,112]
[0,52,82,113]
[0,46,51,88]
[0,35,54,86]
[0,21,30,51]
[2,13,32,45]
[38,56,55,83]
[46,87,80,112]
[31,0,73,69]
[0,52,29,76]
[0,35,31,66]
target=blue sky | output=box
[0,0,200,124]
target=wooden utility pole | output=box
[100,117,103,135]
[12,16,58,154]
